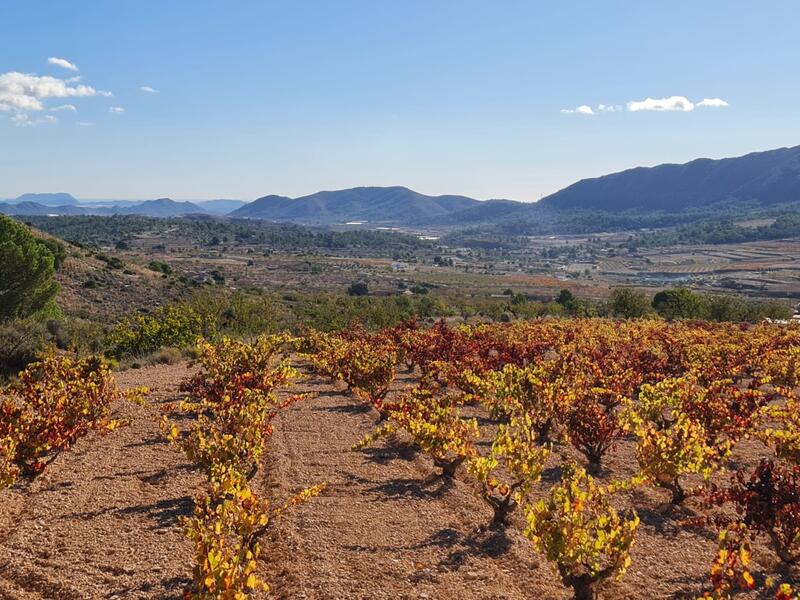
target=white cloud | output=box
[560,104,595,115]
[77,121,94,127]
[12,113,57,127]
[0,71,110,113]
[50,104,77,112]
[697,98,730,108]
[561,96,730,117]
[140,85,158,93]
[47,57,79,72]
[109,106,125,114]
[627,96,695,112]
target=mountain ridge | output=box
[539,144,800,212]
[230,186,479,224]
[4,145,800,227]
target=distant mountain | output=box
[116,198,209,217]
[6,145,800,231]
[540,145,800,213]
[0,201,85,216]
[0,198,209,218]
[230,186,480,225]
[12,192,79,206]
[197,199,246,214]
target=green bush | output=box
[148,260,173,275]
[347,281,369,296]
[105,304,209,358]
[607,287,652,319]
[652,288,708,320]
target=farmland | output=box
[2,318,800,599]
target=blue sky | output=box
[1,1,799,202]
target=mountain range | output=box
[540,144,800,212]
[0,197,246,217]
[3,144,799,229]
[230,187,482,224]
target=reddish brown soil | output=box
[0,362,795,599]
[0,363,202,600]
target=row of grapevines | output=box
[1,352,144,487]
[164,335,323,599]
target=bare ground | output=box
[0,362,795,599]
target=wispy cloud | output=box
[109,106,125,114]
[47,57,79,72]
[560,104,595,116]
[77,121,94,127]
[561,96,729,115]
[139,85,158,93]
[12,113,57,127]
[50,104,77,112]
[697,98,730,108]
[627,96,695,112]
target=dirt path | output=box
[262,368,565,600]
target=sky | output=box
[1,1,799,202]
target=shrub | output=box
[564,399,625,475]
[357,387,479,478]
[0,353,144,486]
[623,377,723,504]
[707,459,800,564]
[347,281,369,296]
[148,260,173,275]
[525,463,640,600]
[469,413,551,526]
[106,304,208,359]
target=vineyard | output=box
[1,317,800,599]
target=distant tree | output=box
[705,294,747,322]
[556,289,575,307]
[0,215,60,323]
[746,300,793,322]
[511,293,527,306]
[503,288,514,296]
[652,288,708,320]
[347,281,369,296]
[607,287,651,319]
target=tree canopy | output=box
[0,215,60,323]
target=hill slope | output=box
[230,186,480,224]
[540,145,800,212]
